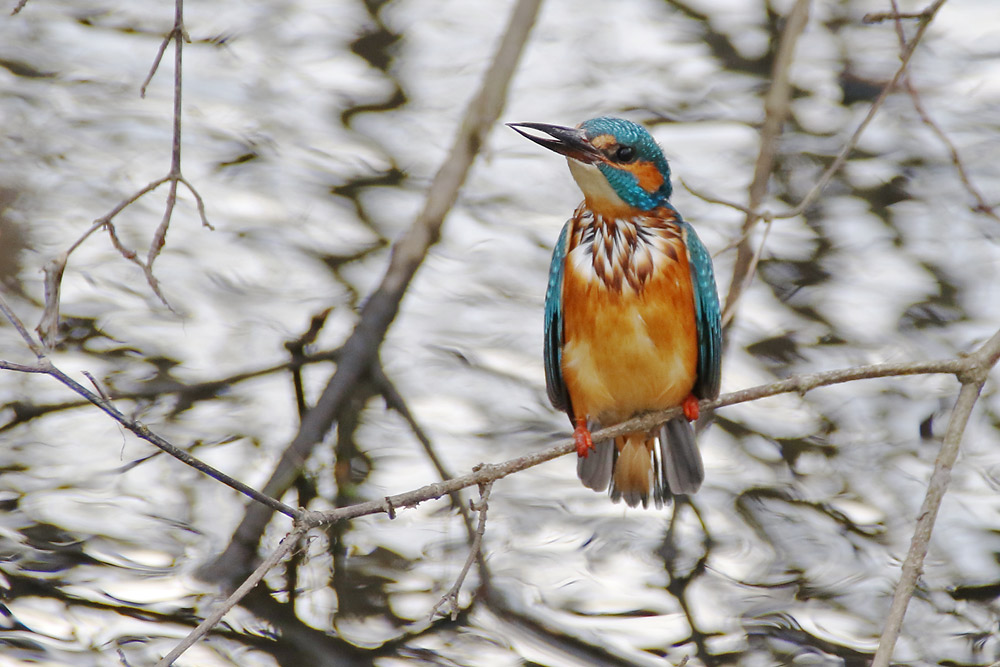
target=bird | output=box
[508,117,721,508]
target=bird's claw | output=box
[682,394,700,422]
[573,418,594,458]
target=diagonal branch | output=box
[154,523,307,667]
[885,0,998,224]
[198,0,543,584]
[1,294,297,519]
[871,372,988,666]
[289,325,1000,531]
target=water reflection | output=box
[1,0,1000,665]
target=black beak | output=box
[507,122,603,164]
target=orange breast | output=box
[561,233,698,426]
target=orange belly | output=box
[561,248,698,426]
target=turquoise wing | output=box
[544,222,572,416]
[682,222,722,400]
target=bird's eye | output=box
[614,145,635,162]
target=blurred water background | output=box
[1,0,1000,665]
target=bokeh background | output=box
[2,0,1000,665]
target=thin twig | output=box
[141,30,175,98]
[81,370,111,402]
[722,216,773,328]
[863,9,934,24]
[869,2,997,661]
[682,177,760,218]
[430,481,493,621]
[1,294,298,519]
[871,376,988,666]
[776,0,945,220]
[886,0,998,224]
[154,524,307,667]
[708,0,948,319]
[0,347,343,431]
[374,365,483,548]
[0,293,44,357]
[37,0,212,344]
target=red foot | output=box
[573,417,594,458]
[682,394,700,422]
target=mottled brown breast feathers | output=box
[567,204,684,293]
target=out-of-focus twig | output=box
[863,8,935,23]
[198,0,543,585]
[713,0,949,330]
[885,0,998,224]
[374,365,486,580]
[720,0,809,329]
[775,0,945,221]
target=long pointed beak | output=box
[507,122,603,164]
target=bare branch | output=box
[863,9,935,24]
[681,177,761,219]
[709,0,951,330]
[180,176,213,229]
[1,294,298,519]
[0,360,48,374]
[374,365,483,547]
[37,0,212,342]
[290,326,1000,531]
[0,290,44,357]
[199,0,543,583]
[776,0,947,220]
[871,377,987,666]
[430,481,493,621]
[140,30,175,98]
[886,0,999,224]
[154,524,307,667]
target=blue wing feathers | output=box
[544,222,572,416]
[682,222,722,400]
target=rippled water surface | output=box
[2,0,1000,665]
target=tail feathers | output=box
[577,435,614,492]
[659,417,704,496]
[575,417,704,509]
[610,434,655,508]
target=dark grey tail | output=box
[658,417,703,496]
[576,434,614,494]
[575,417,704,509]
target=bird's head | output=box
[508,117,672,217]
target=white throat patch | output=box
[568,159,629,211]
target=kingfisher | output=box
[509,117,721,508]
